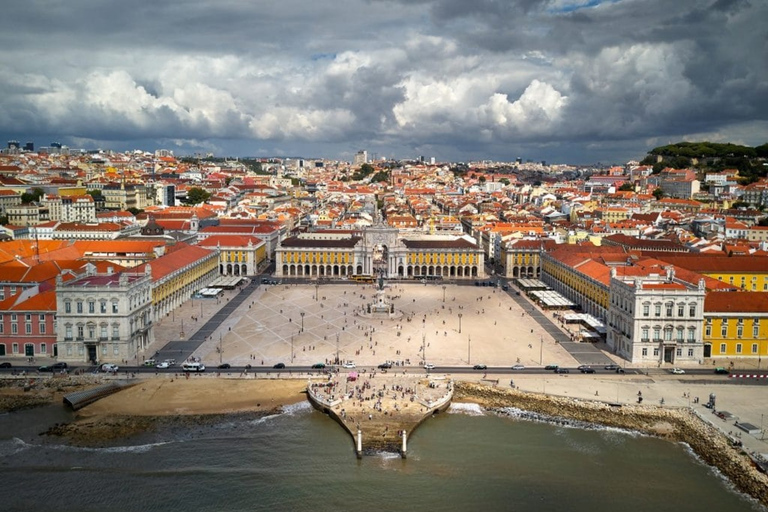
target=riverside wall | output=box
[455,381,768,507]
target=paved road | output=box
[501,280,615,366]
[153,277,262,364]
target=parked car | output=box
[580,367,596,374]
[714,367,730,375]
[101,363,119,373]
[311,363,326,369]
[604,364,620,371]
[544,364,559,370]
[555,368,570,374]
[156,361,170,369]
[40,362,68,372]
[143,359,156,366]
[273,363,286,369]
[424,363,435,370]
[0,362,11,368]
[377,362,392,369]
[218,363,231,369]
[473,364,487,370]
[616,368,626,374]
[342,362,356,369]
[577,365,591,371]
[501,284,509,291]
[512,364,525,370]
[670,368,685,375]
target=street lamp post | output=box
[336,333,340,365]
[315,282,319,302]
[468,335,471,365]
[442,285,446,303]
[539,335,543,365]
[458,313,463,334]
[219,333,222,365]
[422,333,426,365]
[300,312,305,332]
[291,335,294,362]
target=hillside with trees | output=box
[641,142,768,183]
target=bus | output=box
[351,274,376,283]
[181,362,206,372]
[416,275,443,281]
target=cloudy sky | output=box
[1,0,766,164]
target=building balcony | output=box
[64,337,73,341]
[75,337,84,341]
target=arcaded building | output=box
[275,223,485,279]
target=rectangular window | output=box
[754,320,760,338]
[41,343,46,354]
[705,321,712,337]
[12,343,18,354]
[677,304,684,316]
[77,326,84,338]
[653,327,661,341]
[25,314,31,322]
[752,344,759,354]
[721,321,728,337]
[664,329,672,341]
[677,329,684,341]
[88,302,95,314]
[688,349,694,357]
[642,348,648,356]
[65,302,71,313]
[737,324,743,337]
[688,329,695,342]
[655,305,661,317]
[641,328,649,341]
[736,343,742,354]
[666,304,673,316]
[720,343,727,353]
[689,304,696,317]
[39,322,46,334]
[676,348,682,356]
[653,348,659,356]
[101,345,107,355]
[67,345,72,356]
[11,324,17,334]
[25,323,31,334]
[39,314,45,321]
[112,303,118,314]
[112,325,119,339]
[101,302,107,314]
[65,326,72,339]
[76,302,83,313]
[643,305,649,317]
[113,345,119,356]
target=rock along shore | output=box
[455,381,768,507]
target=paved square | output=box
[192,282,594,368]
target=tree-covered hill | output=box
[640,141,768,182]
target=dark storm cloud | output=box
[0,0,765,163]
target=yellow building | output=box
[198,235,266,276]
[703,292,768,361]
[275,226,484,279]
[655,255,768,293]
[136,243,219,321]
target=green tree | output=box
[499,178,510,186]
[618,182,634,191]
[478,176,486,184]
[21,187,45,204]
[652,188,664,200]
[126,207,144,216]
[0,215,8,225]
[185,187,212,205]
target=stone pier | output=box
[306,371,453,457]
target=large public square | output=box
[184,281,584,369]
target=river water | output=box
[0,402,763,512]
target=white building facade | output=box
[607,267,705,364]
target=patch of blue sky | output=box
[548,0,620,14]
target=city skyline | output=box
[1,0,766,164]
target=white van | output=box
[181,362,206,372]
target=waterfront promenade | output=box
[306,370,453,456]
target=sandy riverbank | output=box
[454,381,768,508]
